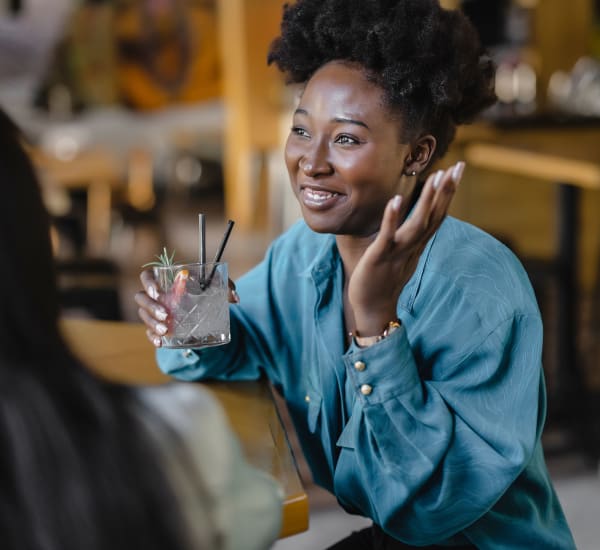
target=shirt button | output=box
[182,349,193,358]
[305,395,311,403]
[360,384,373,396]
[354,360,366,372]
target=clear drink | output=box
[154,262,230,348]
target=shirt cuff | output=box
[343,324,422,404]
[156,347,205,381]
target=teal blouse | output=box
[157,217,575,548]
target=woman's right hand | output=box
[134,269,240,347]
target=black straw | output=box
[199,213,206,283]
[204,220,235,288]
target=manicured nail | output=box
[433,170,444,190]
[153,337,162,347]
[232,289,240,303]
[148,286,159,301]
[452,161,466,183]
[155,308,167,321]
[156,323,168,335]
[392,195,402,211]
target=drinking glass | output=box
[154,262,230,348]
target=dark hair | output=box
[0,109,201,550]
[268,0,496,163]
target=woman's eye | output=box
[335,134,360,145]
[291,126,309,138]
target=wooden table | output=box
[460,123,600,427]
[61,318,309,538]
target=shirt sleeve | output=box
[335,314,544,546]
[155,242,285,384]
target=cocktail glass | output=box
[154,262,230,348]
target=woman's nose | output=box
[300,141,332,176]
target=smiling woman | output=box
[136,1,577,548]
[284,61,419,237]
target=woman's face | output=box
[285,61,413,237]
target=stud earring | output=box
[404,154,416,177]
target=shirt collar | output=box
[400,230,438,313]
[298,226,439,315]
[298,232,339,285]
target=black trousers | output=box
[326,525,476,550]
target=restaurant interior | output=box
[1,0,599,547]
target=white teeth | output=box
[304,188,336,202]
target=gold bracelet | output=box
[353,320,401,348]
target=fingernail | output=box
[148,286,159,301]
[232,289,240,303]
[155,308,168,321]
[153,337,162,347]
[433,170,444,190]
[156,323,168,335]
[392,194,402,210]
[452,161,466,183]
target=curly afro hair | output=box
[268,0,496,163]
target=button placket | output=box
[354,360,366,372]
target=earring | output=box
[404,154,416,177]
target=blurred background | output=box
[1,0,599,547]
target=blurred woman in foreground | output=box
[0,107,282,550]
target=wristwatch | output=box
[353,320,401,348]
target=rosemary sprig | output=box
[143,247,177,287]
[142,247,176,268]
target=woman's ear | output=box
[404,134,436,176]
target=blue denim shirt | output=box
[157,217,575,548]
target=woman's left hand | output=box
[348,161,465,336]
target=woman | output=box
[137,0,575,548]
[0,107,282,550]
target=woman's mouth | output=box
[300,187,344,209]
